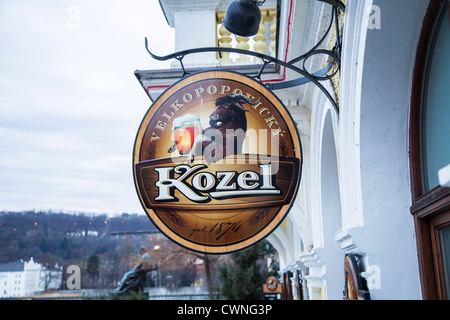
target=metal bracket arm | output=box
[143,0,344,114]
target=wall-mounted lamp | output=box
[222,0,266,37]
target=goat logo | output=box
[133,71,302,254]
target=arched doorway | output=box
[317,110,344,299]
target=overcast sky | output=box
[0,0,175,215]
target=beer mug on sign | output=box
[169,114,202,155]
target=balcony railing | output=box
[216,8,277,63]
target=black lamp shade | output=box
[223,0,262,37]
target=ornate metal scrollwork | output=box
[144,0,344,114]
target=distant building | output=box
[66,230,99,237]
[0,258,62,298]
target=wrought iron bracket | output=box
[143,0,344,114]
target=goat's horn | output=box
[230,93,260,106]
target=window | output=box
[420,1,450,192]
[441,227,450,295]
[410,0,450,300]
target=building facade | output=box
[137,0,450,299]
[0,258,62,298]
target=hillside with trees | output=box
[0,210,205,289]
[0,210,156,263]
[0,210,278,299]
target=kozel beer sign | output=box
[133,71,302,253]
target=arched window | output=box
[410,0,450,300]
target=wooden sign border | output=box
[343,254,371,300]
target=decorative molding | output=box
[338,0,372,229]
[334,229,361,254]
[297,249,325,300]
[159,0,222,27]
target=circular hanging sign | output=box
[266,276,279,291]
[133,71,302,254]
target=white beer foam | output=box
[172,113,202,130]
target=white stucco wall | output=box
[283,0,427,300]
[342,0,428,300]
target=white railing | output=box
[216,8,277,63]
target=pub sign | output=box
[133,71,302,253]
